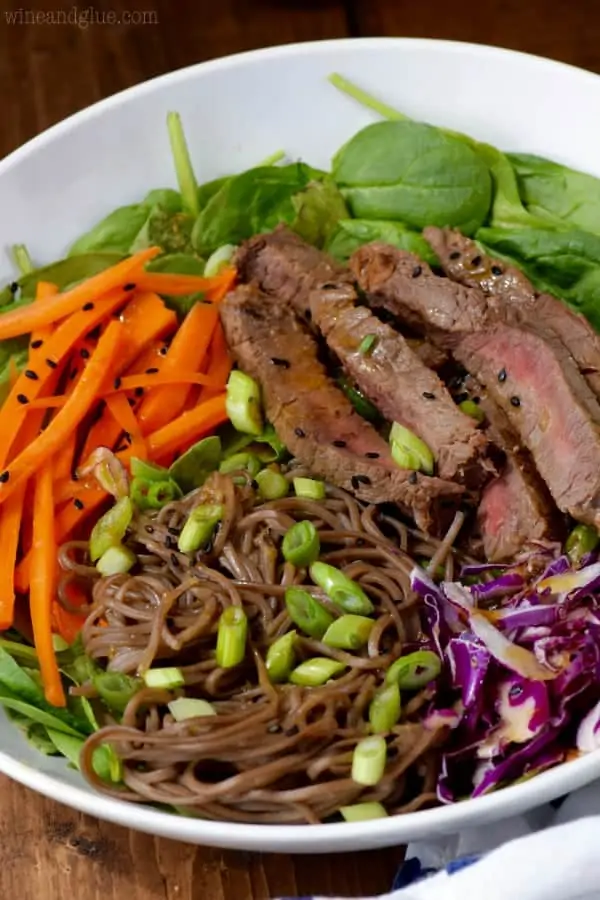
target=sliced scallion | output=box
[226,370,263,436]
[96,544,137,577]
[216,606,248,668]
[459,399,486,424]
[369,682,401,733]
[89,496,133,562]
[282,520,320,567]
[309,561,374,615]
[178,503,223,554]
[385,650,442,690]
[219,451,262,477]
[289,657,346,686]
[284,587,335,639]
[566,523,599,564]
[340,802,388,822]
[322,614,374,650]
[351,735,387,786]
[293,477,325,500]
[255,468,289,500]
[204,243,237,277]
[93,671,142,713]
[143,667,185,690]
[265,631,297,683]
[358,333,377,356]
[389,422,434,475]
[168,697,216,721]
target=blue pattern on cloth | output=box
[393,852,482,889]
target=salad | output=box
[0,74,600,825]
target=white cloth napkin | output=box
[279,781,600,900]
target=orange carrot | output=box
[147,393,227,460]
[105,392,147,459]
[79,292,177,462]
[133,266,236,298]
[0,248,160,340]
[29,461,65,707]
[0,320,125,507]
[30,281,58,361]
[52,580,88,644]
[199,320,232,401]
[0,288,127,468]
[7,357,20,392]
[137,301,219,435]
[0,486,26,629]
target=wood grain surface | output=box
[1,0,599,896]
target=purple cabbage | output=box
[577,700,600,752]
[447,634,491,709]
[468,572,526,602]
[492,603,558,633]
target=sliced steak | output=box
[235,225,353,322]
[352,243,600,528]
[309,283,495,488]
[425,227,600,399]
[463,377,560,561]
[350,243,490,342]
[408,339,449,371]
[220,285,463,533]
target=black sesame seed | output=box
[45,358,58,369]
[123,282,136,291]
[16,394,28,405]
[127,397,136,408]
[170,553,180,567]
[498,368,507,383]
[449,251,461,260]
[271,357,290,369]
[9,282,18,294]
[145,525,155,534]
[408,472,418,484]
[80,348,90,360]
[82,302,94,311]
[30,339,43,350]
[159,347,168,356]
[365,451,380,459]
[0,471,9,484]
[491,265,503,276]
[134,387,144,398]
[145,367,159,375]
[422,391,436,400]
[24,369,38,381]
[333,439,347,448]
[294,427,306,438]
[510,396,521,407]
[471,255,482,267]
[113,377,122,390]
[412,265,422,278]
[73,498,84,510]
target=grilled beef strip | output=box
[425,227,600,400]
[462,376,560,562]
[309,282,495,488]
[220,285,463,534]
[352,243,600,529]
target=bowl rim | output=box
[3,35,600,850]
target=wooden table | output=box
[1,1,600,896]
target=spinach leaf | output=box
[0,338,28,406]
[332,121,492,235]
[0,251,124,308]
[145,253,205,276]
[219,423,287,462]
[326,218,438,265]
[291,177,349,248]
[169,435,222,493]
[197,176,231,209]
[130,205,195,255]
[192,163,344,255]
[477,226,600,330]
[68,205,151,256]
[509,153,600,236]
[142,188,182,214]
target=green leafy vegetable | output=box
[219,423,287,463]
[145,253,206,275]
[509,153,600,235]
[167,111,200,218]
[142,188,182,214]
[477,226,600,330]
[12,244,34,275]
[192,163,346,255]
[326,218,438,265]
[168,435,222,493]
[332,121,492,235]
[68,205,152,256]
[130,205,195,255]
[0,337,28,406]
[197,176,231,209]
[0,251,124,309]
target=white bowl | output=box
[2,37,600,853]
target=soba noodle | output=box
[59,469,466,824]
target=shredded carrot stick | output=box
[0,320,125,507]
[7,357,20,392]
[52,580,88,644]
[147,393,227,460]
[199,321,233,401]
[0,486,26,629]
[105,392,147,459]
[137,301,219,435]
[0,248,160,340]
[0,289,127,469]
[133,266,236,298]
[30,461,65,707]
[79,292,177,462]
[30,281,58,361]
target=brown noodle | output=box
[62,470,466,824]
